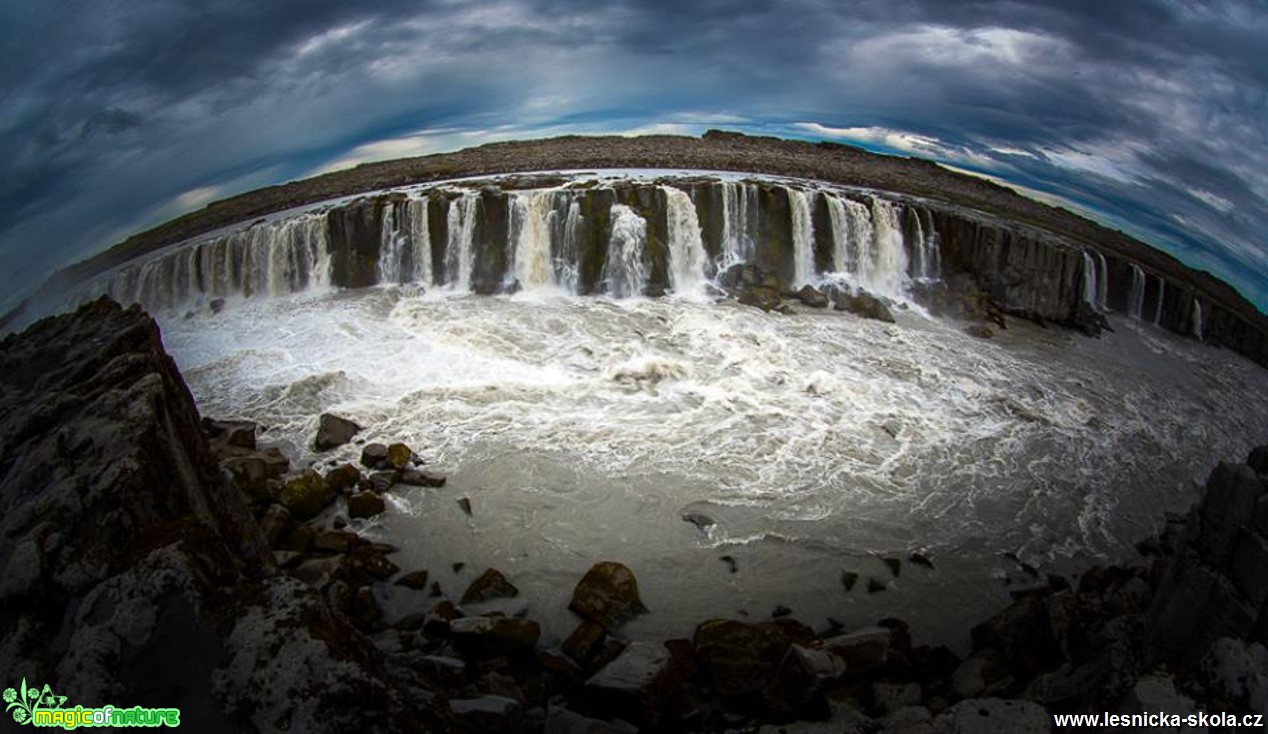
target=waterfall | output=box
[1096,252,1109,311]
[787,188,816,287]
[509,190,556,292]
[103,213,330,311]
[910,208,941,281]
[719,182,756,269]
[1154,278,1166,325]
[378,205,403,284]
[1127,265,1146,319]
[1081,251,1099,308]
[405,197,431,286]
[555,197,584,294]
[1192,298,1204,340]
[445,192,479,291]
[604,205,648,298]
[868,197,909,299]
[662,187,709,296]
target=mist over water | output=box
[159,284,1268,646]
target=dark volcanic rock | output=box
[0,298,430,732]
[835,290,896,323]
[461,568,520,605]
[692,619,790,699]
[314,412,360,450]
[795,284,829,308]
[347,489,386,519]
[569,561,649,631]
[360,442,389,469]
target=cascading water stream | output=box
[445,192,479,292]
[1082,251,1099,309]
[1154,279,1166,325]
[719,182,756,270]
[787,188,816,288]
[510,190,557,292]
[867,197,909,300]
[604,205,649,298]
[662,187,709,297]
[1127,265,1146,319]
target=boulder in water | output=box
[314,413,361,451]
[692,618,789,698]
[461,568,520,605]
[386,442,413,470]
[347,489,385,519]
[324,463,361,494]
[795,284,829,308]
[279,469,336,520]
[570,561,649,631]
[399,468,446,487]
[834,290,896,323]
[360,442,389,469]
[450,616,541,654]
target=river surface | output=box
[159,286,1268,649]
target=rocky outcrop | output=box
[0,298,437,732]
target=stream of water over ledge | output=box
[158,285,1268,649]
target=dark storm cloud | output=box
[1,0,1265,311]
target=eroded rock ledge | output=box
[2,298,1266,733]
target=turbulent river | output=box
[158,284,1268,649]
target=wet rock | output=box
[209,297,225,313]
[314,413,360,451]
[344,544,400,581]
[279,469,337,520]
[1229,528,1268,608]
[563,621,608,665]
[461,568,520,605]
[883,557,902,577]
[720,555,738,573]
[868,577,888,593]
[841,570,860,592]
[223,454,277,500]
[772,604,793,619]
[1248,445,1268,477]
[395,570,430,590]
[257,504,291,546]
[399,469,446,487]
[692,618,790,698]
[908,552,935,570]
[585,641,681,725]
[873,681,921,715]
[360,442,389,469]
[569,561,648,631]
[324,463,361,494]
[823,626,892,672]
[937,698,1050,733]
[835,290,896,323]
[347,489,386,519]
[762,644,845,715]
[738,285,785,312]
[1198,462,1264,567]
[457,497,472,516]
[205,418,257,450]
[279,523,317,552]
[1146,548,1257,664]
[681,512,715,532]
[419,654,467,686]
[386,442,413,470]
[367,470,396,493]
[450,616,541,654]
[450,695,522,732]
[964,324,995,339]
[950,650,1014,699]
[544,705,638,734]
[796,284,829,308]
[311,529,359,554]
[971,594,1061,679]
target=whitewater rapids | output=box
[160,287,1268,647]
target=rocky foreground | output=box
[2,298,1267,732]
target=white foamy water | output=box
[157,287,1268,647]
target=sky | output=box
[1,0,1265,313]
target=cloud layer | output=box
[2,0,1264,310]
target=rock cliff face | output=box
[82,175,1268,367]
[0,299,433,732]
